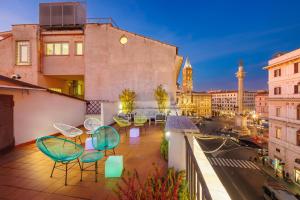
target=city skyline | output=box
[1,0,300,91]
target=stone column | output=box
[236,61,245,115]
[235,60,249,135]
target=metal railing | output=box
[185,136,212,200]
[86,17,118,27]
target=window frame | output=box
[295,63,299,74]
[45,42,70,56]
[75,42,84,56]
[297,130,300,146]
[16,40,31,66]
[274,69,281,77]
[276,107,281,117]
[274,87,281,95]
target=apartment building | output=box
[0,2,182,108]
[255,90,269,119]
[209,90,255,116]
[264,48,300,184]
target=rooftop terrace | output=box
[0,125,166,200]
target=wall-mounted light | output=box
[120,35,128,45]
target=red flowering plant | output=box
[115,164,189,200]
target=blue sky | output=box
[1,0,300,91]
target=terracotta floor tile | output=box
[0,125,167,199]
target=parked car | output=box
[239,138,261,149]
[262,181,298,200]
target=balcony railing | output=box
[184,134,231,200]
[185,135,212,200]
[86,17,118,27]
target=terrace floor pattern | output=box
[0,125,166,200]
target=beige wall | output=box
[84,24,178,106]
[0,36,13,77]
[12,25,40,85]
[0,88,86,145]
[255,93,268,118]
[0,25,40,85]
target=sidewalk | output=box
[256,160,300,195]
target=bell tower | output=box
[182,57,193,93]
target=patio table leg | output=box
[78,136,82,145]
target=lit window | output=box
[275,127,281,139]
[16,41,30,65]
[45,42,69,56]
[75,42,83,55]
[46,43,54,55]
[295,168,300,184]
[54,43,61,55]
[49,88,62,93]
[62,43,69,55]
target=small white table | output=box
[130,128,140,138]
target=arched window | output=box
[297,105,300,120]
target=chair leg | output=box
[50,162,56,177]
[78,136,82,145]
[65,162,68,186]
[95,161,98,182]
[80,162,84,182]
[77,158,81,169]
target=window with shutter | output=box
[295,85,299,94]
[295,63,299,74]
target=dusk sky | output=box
[1,0,300,91]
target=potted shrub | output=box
[119,89,136,115]
[154,85,169,113]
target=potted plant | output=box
[119,89,136,116]
[154,85,169,113]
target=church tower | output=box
[182,57,193,93]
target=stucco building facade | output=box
[0,2,182,109]
[264,48,300,184]
[209,90,255,116]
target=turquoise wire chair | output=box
[92,126,120,156]
[36,136,84,185]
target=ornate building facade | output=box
[176,58,212,117]
[264,48,300,184]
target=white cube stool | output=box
[130,128,140,138]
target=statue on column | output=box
[235,60,250,135]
